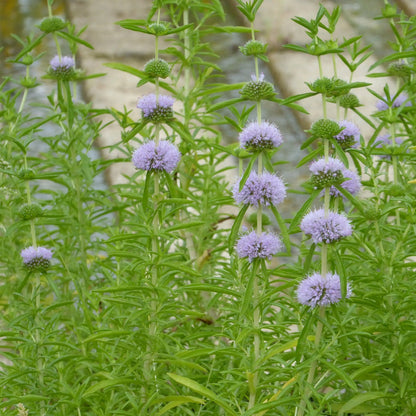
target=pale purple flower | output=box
[300,209,352,244]
[251,72,265,82]
[236,231,282,262]
[309,157,360,196]
[375,134,404,159]
[50,55,74,71]
[21,246,53,271]
[309,157,344,176]
[329,167,361,197]
[132,140,180,172]
[233,171,286,207]
[334,120,360,149]
[376,92,411,111]
[297,272,352,307]
[239,121,283,150]
[137,94,175,121]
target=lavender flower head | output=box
[376,92,411,111]
[375,133,404,160]
[233,171,286,207]
[334,120,360,149]
[49,55,75,80]
[132,140,180,172]
[236,231,282,262]
[251,72,265,82]
[50,55,74,71]
[297,272,352,307]
[137,94,175,122]
[21,246,53,271]
[300,209,352,244]
[329,167,361,197]
[310,157,344,189]
[239,121,283,151]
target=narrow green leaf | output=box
[168,373,238,416]
[369,50,416,71]
[262,339,298,363]
[82,378,133,397]
[198,82,246,97]
[179,284,238,297]
[228,205,249,250]
[337,392,387,414]
[166,221,206,232]
[14,34,46,60]
[296,311,315,361]
[270,205,291,254]
[83,330,130,343]
[240,262,259,317]
[331,248,347,298]
[142,170,152,212]
[288,190,320,233]
[208,97,245,112]
[163,170,178,198]
[105,62,145,78]
[319,359,357,391]
[56,31,94,49]
[297,148,322,166]
[239,155,257,191]
[283,44,310,54]
[333,184,365,214]
[155,396,205,416]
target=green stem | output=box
[297,307,326,416]
[248,262,261,410]
[318,55,323,78]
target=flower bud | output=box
[20,76,38,88]
[339,93,360,109]
[309,77,333,94]
[310,119,341,140]
[388,62,412,78]
[382,3,398,18]
[18,169,36,180]
[239,40,267,57]
[148,22,168,36]
[38,17,66,33]
[21,55,34,66]
[18,203,43,220]
[328,78,350,97]
[240,73,275,101]
[144,58,170,79]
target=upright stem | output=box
[248,262,261,410]
[389,122,400,225]
[297,307,326,416]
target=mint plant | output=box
[1,0,416,415]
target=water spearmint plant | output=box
[2,0,416,414]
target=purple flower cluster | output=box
[132,140,181,172]
[309,157,360,196]
[21,246,53,271]
[137,94,175,122]
[309,157,344,176]
[297,272,352,307]
[233,171,286,207]
[376,92,411,111]
[300,209,352,244]
[49,55,75,80]
[331,168,360,197]
[239,121,283,151]
[50,55,75,71]
[236,231,282,262]
[334,120,360,149]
